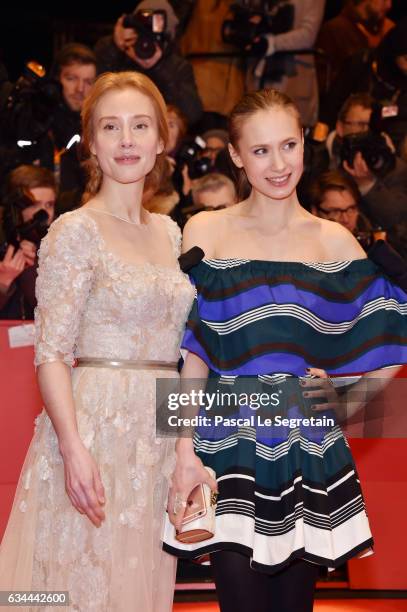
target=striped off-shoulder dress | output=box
[163,257,407,573]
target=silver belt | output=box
[76,358,178,371]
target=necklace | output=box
[85,207,148,226]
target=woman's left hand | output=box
[301,367,345,422]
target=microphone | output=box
[178,246,205,272]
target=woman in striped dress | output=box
[164,89,407,611]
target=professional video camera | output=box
[2,61,61,144]
[340,104,397,178]
[0,62,61,184]
[340,132,396,178]
[222,0,294,51]
[123,9,168,60]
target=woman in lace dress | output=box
[0,72,195,611]
[164,90,407,611]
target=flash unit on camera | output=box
[381,105,399,119]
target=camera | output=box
[177,137,212,180]
[1,61,61,149]
[123,9,168,60]
[340,103,397,178]
[0,192,49,261]
[5,62,60,133]
[222,1,294,50]
[340,132,396,178]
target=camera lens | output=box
[135,34,157,60]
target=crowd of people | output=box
[0,3,407,611]
[1,0,406,320]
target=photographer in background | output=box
[323,93,407,259]
[167,104,188,158]
[191,172,237,210]
[317,0,394,90]
[229,0,325,126]
[320,17,407,153]
[0,166,56,320]
[202,129,229,167]
[1,44,97,203]
[95,0,203,125]
[48,43,97,203]
[174,172,237,227]
[178,0,246,116]
[309,170,376,251]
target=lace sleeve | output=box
[34,212,95,368]
[159,214,182,258]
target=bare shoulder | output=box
[182,211,224,257]
[319,218,367,261]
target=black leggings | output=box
[210,550,319,612]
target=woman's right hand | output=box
[60,438,105,527]
[113,15,138,62]
[167,447,218,532]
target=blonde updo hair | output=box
[81,71,169,203]
[228,89,302,199]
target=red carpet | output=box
[174,601,407,611]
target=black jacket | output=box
[0,94,85,195]
[320,25,407,152]
[359,158,407,261]
[94,36,203,126]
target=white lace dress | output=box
[0,209,195,611]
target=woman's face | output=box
[21,187,56,226]
[230,107,303,201]
[90,87,164,185]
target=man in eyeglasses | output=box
[323,94,398,197]
[309,170,375,250]
[324,93,374,168]
[319,93,407,259]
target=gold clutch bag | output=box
[175,467,217,544]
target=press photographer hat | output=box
[134,0,179,40]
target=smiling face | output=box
[90,87,164,186]
[229,107,303,201]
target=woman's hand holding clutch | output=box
[167,445,218,532]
